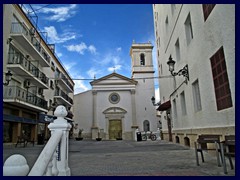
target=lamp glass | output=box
[151,96,155,104]
[5,71,12,82]
[167,56,175,72]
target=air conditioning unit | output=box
[24,80,31,88]
[38,88,44,95]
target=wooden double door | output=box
[109,120,122,140]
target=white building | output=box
[153,4,235,146]
[3,4,74,144]
[73,42,158,140]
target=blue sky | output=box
[24,4,159,99]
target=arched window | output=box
[140,53,145,65]
[143,120,150,132]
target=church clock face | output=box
[109,93,120,104]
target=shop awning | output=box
[157,100,171,111]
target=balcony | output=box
[54,89,73,106]
[56,73,74,92]
[10,22,50,67]
[7,52,49,89]
[3,86,48,112]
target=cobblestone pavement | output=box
[3,139,236,176]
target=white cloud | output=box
[108,65,122,72]
[63,62,77,72]
[65,43,97,55]
[57,52,62,57]
[44,26,76,43]
[74,78,90,95]
[40,4,77,22]
[116,47,122,52]
[87,68,102,79]
[88,45,97,55]
[65,43,87,55]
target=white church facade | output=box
[73,42,158,140]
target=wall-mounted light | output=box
[3,71,13,86]
[151,96,161,106]
[167,55,189,81]
[7,38,12,44]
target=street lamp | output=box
[3,70,13,86]
[167,55,189,81]
[151,96,161,106]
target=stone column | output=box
[131,89,137,127]
[92,90,97,127]
[91,90,98,139]
[131,89,138,140]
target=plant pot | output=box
[96,138,102,141]
[75,137,83,141]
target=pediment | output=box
[103,107,127,114]
[90,72,137,86]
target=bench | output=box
[220,135,235,174]
[15,136,35,148]
[194,134,221,166]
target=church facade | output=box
[73,42,158,140]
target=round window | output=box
[109,93,120,104]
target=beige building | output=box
[3,4,74,144]
[73,42,158,140]
[153,4,235,146]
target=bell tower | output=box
[129,42,156,132]
[130,41,154,78]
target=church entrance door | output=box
[109,120,122,140]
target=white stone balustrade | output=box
[3,105,72,176]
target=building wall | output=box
[3,4,74,144]
[153,4,235,146]
[134,73,157,131]
[73,91,93,138]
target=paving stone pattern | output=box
[3,139,235,176]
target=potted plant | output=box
[96,130,102,141]
[75,129,83,141]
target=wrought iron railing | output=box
[3,86,48,110]
[10,22,50,64]
[8,52,49,86]
[55,89,73,105]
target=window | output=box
[143,120,150,132]
[165,16,169,32]
[50,80,54,89]
[175,38,180,62]
[55,68,60,78]
[185,13,193,45]
[180,91,187,116]
[140,53,145,65]
[192,80,202,112]
[202,4,215,21]
[51,61,55,71]
[109,92,120,104]
[173,99,177,119]
[210,46,232,111]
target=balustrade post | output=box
[48,105,72,176]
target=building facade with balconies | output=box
[153,4,235,146]
[3,4,74,144]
